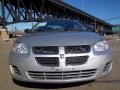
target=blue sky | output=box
[64,0,120,24]
[0,0,120,31]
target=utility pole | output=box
[94,18,97,32]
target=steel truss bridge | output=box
[0,0,112,33]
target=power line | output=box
[105,16,120,20]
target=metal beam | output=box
[1,0,5,28]
[0,0,112,33]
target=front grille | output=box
[33,46,59,55]
[65,45,90,54]
[66,56,88,65]
[35,57,59,67]
[33,45,91,67]
[27,69,97,80]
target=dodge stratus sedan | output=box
[9,19,112,83]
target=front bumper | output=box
[9,48,112,83]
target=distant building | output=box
[112,25,120,32]
[112,25,120,36]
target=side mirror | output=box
[24,29,30,33]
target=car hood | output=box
[17,32,103,46]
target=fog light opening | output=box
[103,62,111,72]
[9,65,21,75]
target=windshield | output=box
[82,23,95,32]
[30,20,87,32]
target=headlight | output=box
[94,40,109,51]
[12,43,29,54]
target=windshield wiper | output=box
[64,28,81,31]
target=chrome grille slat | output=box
[63,75,80,78]
[81,69,97,72]
[27,69,97,80]
[63,77,80,79]
[46,77,62,79]
[81,72,96,75]
[80,75,92,78]
[31,77,45,79]
[63,73,80,76]
[28,74,44,76]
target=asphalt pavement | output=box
[0,40,120,90]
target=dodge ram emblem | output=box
[60,54,64,59]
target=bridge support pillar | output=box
[0,28,9,41]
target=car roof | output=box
[40,18,79,23]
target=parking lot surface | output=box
[0,40,120,90]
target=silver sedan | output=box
[9,19,112,83]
